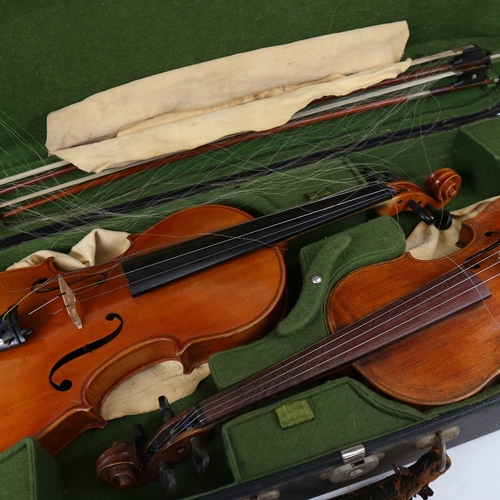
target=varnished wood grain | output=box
[0,205,286,454]
[327,199,500,406]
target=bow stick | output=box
[2,99,499,250]
[1,48,498,218]
[1,72,496,221]
[1,68,496,221]
[0,43,493,194]
[1,44,494,193]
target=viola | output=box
[96,194,500,493]
[0,169,457,455]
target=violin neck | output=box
[121,182,393,297]
[193,265,490,426]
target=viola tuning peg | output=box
[132,423,147,452]
[158,395,175,422]
[425,204,453,230]
[407,199,434,226]
[159,461,177,497]
[191,436,210,475]
[96,441,142,489]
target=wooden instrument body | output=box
[97,201,500,490]
[327,201,500,406]
[0,204,286,454]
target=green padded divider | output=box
[0,438,65,500]
[223,377,425,482]
[453,117,500,198]
[209,215,406,390]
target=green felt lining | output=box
[0,438,65,500]
[453,118,500,198]
[2,2,500,499]
[209,215,407,389]
[222,378,425,482]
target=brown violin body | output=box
[0,205,285,455]
[0,169,461,456]
[327,199,500,406]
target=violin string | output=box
[73,181,391,288]
[3,266,118,329]
[6,181,392,327]
[1,285,50,322]
[163,252,500,442]
[5,179,385,300]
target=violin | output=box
[0,169,458,455]
[96,194,500,494]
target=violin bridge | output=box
[58,275,83,329]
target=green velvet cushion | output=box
[223,378,425,482]
[209,215,406,389]
[0,439,65,500]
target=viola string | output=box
[163,254,500,442]
[165,274,490,444]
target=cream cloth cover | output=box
[9,197,496,419]
[8,229,210,421]
[46,21,411,173]
[406,196,500,259]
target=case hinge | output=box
[243,490,280,500]
[321,444,384,483]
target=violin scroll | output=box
[378,167,461,229]
[424,168,462,203]
[97,404,215,492]
[96,441,142,488]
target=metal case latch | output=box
[322,444,383,483]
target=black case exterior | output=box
[196,393,500,500]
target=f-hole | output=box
[464,231,500,269]
[49,313,123,392]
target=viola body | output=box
[327,201,500,406]
[0,204,286,454]
[97,199,500,490]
